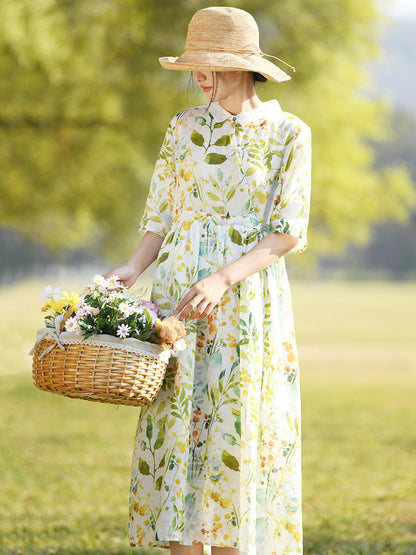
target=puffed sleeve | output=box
[269,122,312,254]
[138,116,177,238]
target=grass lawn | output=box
[0,279,415,554]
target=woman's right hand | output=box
[103,265,139,289]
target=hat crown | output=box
[185,7,260,53]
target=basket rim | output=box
[33,327,168,359]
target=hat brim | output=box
[159,50,291,83]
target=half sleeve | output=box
[270,123,312,254]
[138,117,177,238]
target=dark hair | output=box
[253,72,267,83]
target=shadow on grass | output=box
[4,539,416,555]
[0,549,166,555]
[303,533,416,555]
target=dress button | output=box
[232,116,237,121]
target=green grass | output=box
[1,279,415,554]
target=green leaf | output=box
[214,120,226,128]
[146,418,153,441]
[157,302,172,310]
[155,476,163,490]
[158,251,169,264]
[221,450,240,471]
[213,205,227,214]
[156,400,167,415]
[244,166,257,177]
[138,458,150,475]
[228,228,242,245]
[234,414,241,437]
[222,432,237,446]
[205,153,227,165]
[191,130,205,147]
[154,428,165,450]
[210,386,219,404]
[286,146,294,170]
[284,132,294,146]
[245,231,258,244]
[214,134,231,146]
[207,191,221,202]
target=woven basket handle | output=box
[60,287,91,333]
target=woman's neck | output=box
[219,80,262,115]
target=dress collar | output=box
[208,99,281,123]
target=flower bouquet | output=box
[31,274,186,406]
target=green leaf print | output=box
[139,458,150,475]
[196,116,207,126]
[158,251,169,264]
[214,134,231,146]
[213,205,227,214]
[154,426,165,450]
[190,130,205,147]
[284,132,294,146]
[207,191,221,202]
[234,414,241,437]
[157,302,172,310]
[146,418,153,441]
[222,450,240,471]
[222,432,237,446]
[159,199,168,213]
[245,231,258,244]
[155,476,163,490]
[244,166,257,177]
[205,153,227,165]
[228,228,242,245]
[286,146,294,170]
[164,232,174,245]
[214,120,226,128]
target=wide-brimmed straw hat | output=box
[159,6,295,83]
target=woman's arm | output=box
[104,231,164,288]
[174,231,298,320]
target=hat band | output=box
[185,46,296,72]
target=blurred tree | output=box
[0,0,414,262]
[319,108,416,278]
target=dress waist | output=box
[171,210,264,230]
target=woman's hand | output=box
[174,273,229,320]
[103,265,138,289]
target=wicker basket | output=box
[32,329,169,407]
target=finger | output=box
[193,301,215,321]
[189,300,210,320]
[178,295,203,320]
[198,302,215,320]
[174,289,197,316]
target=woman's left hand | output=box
[174,273,229,320]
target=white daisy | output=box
[119,301,135,316]
[106,274,121,289]
[39,285,62,301]
[93,274,107,288]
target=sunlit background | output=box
[1,1,415,554]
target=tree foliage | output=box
[0,0,414,261]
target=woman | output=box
[107,7,311,555]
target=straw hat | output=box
[159,7,295,83]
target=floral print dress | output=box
[129,99,311,555]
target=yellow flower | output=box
[41,298,67,314]
[61,291,80,307]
